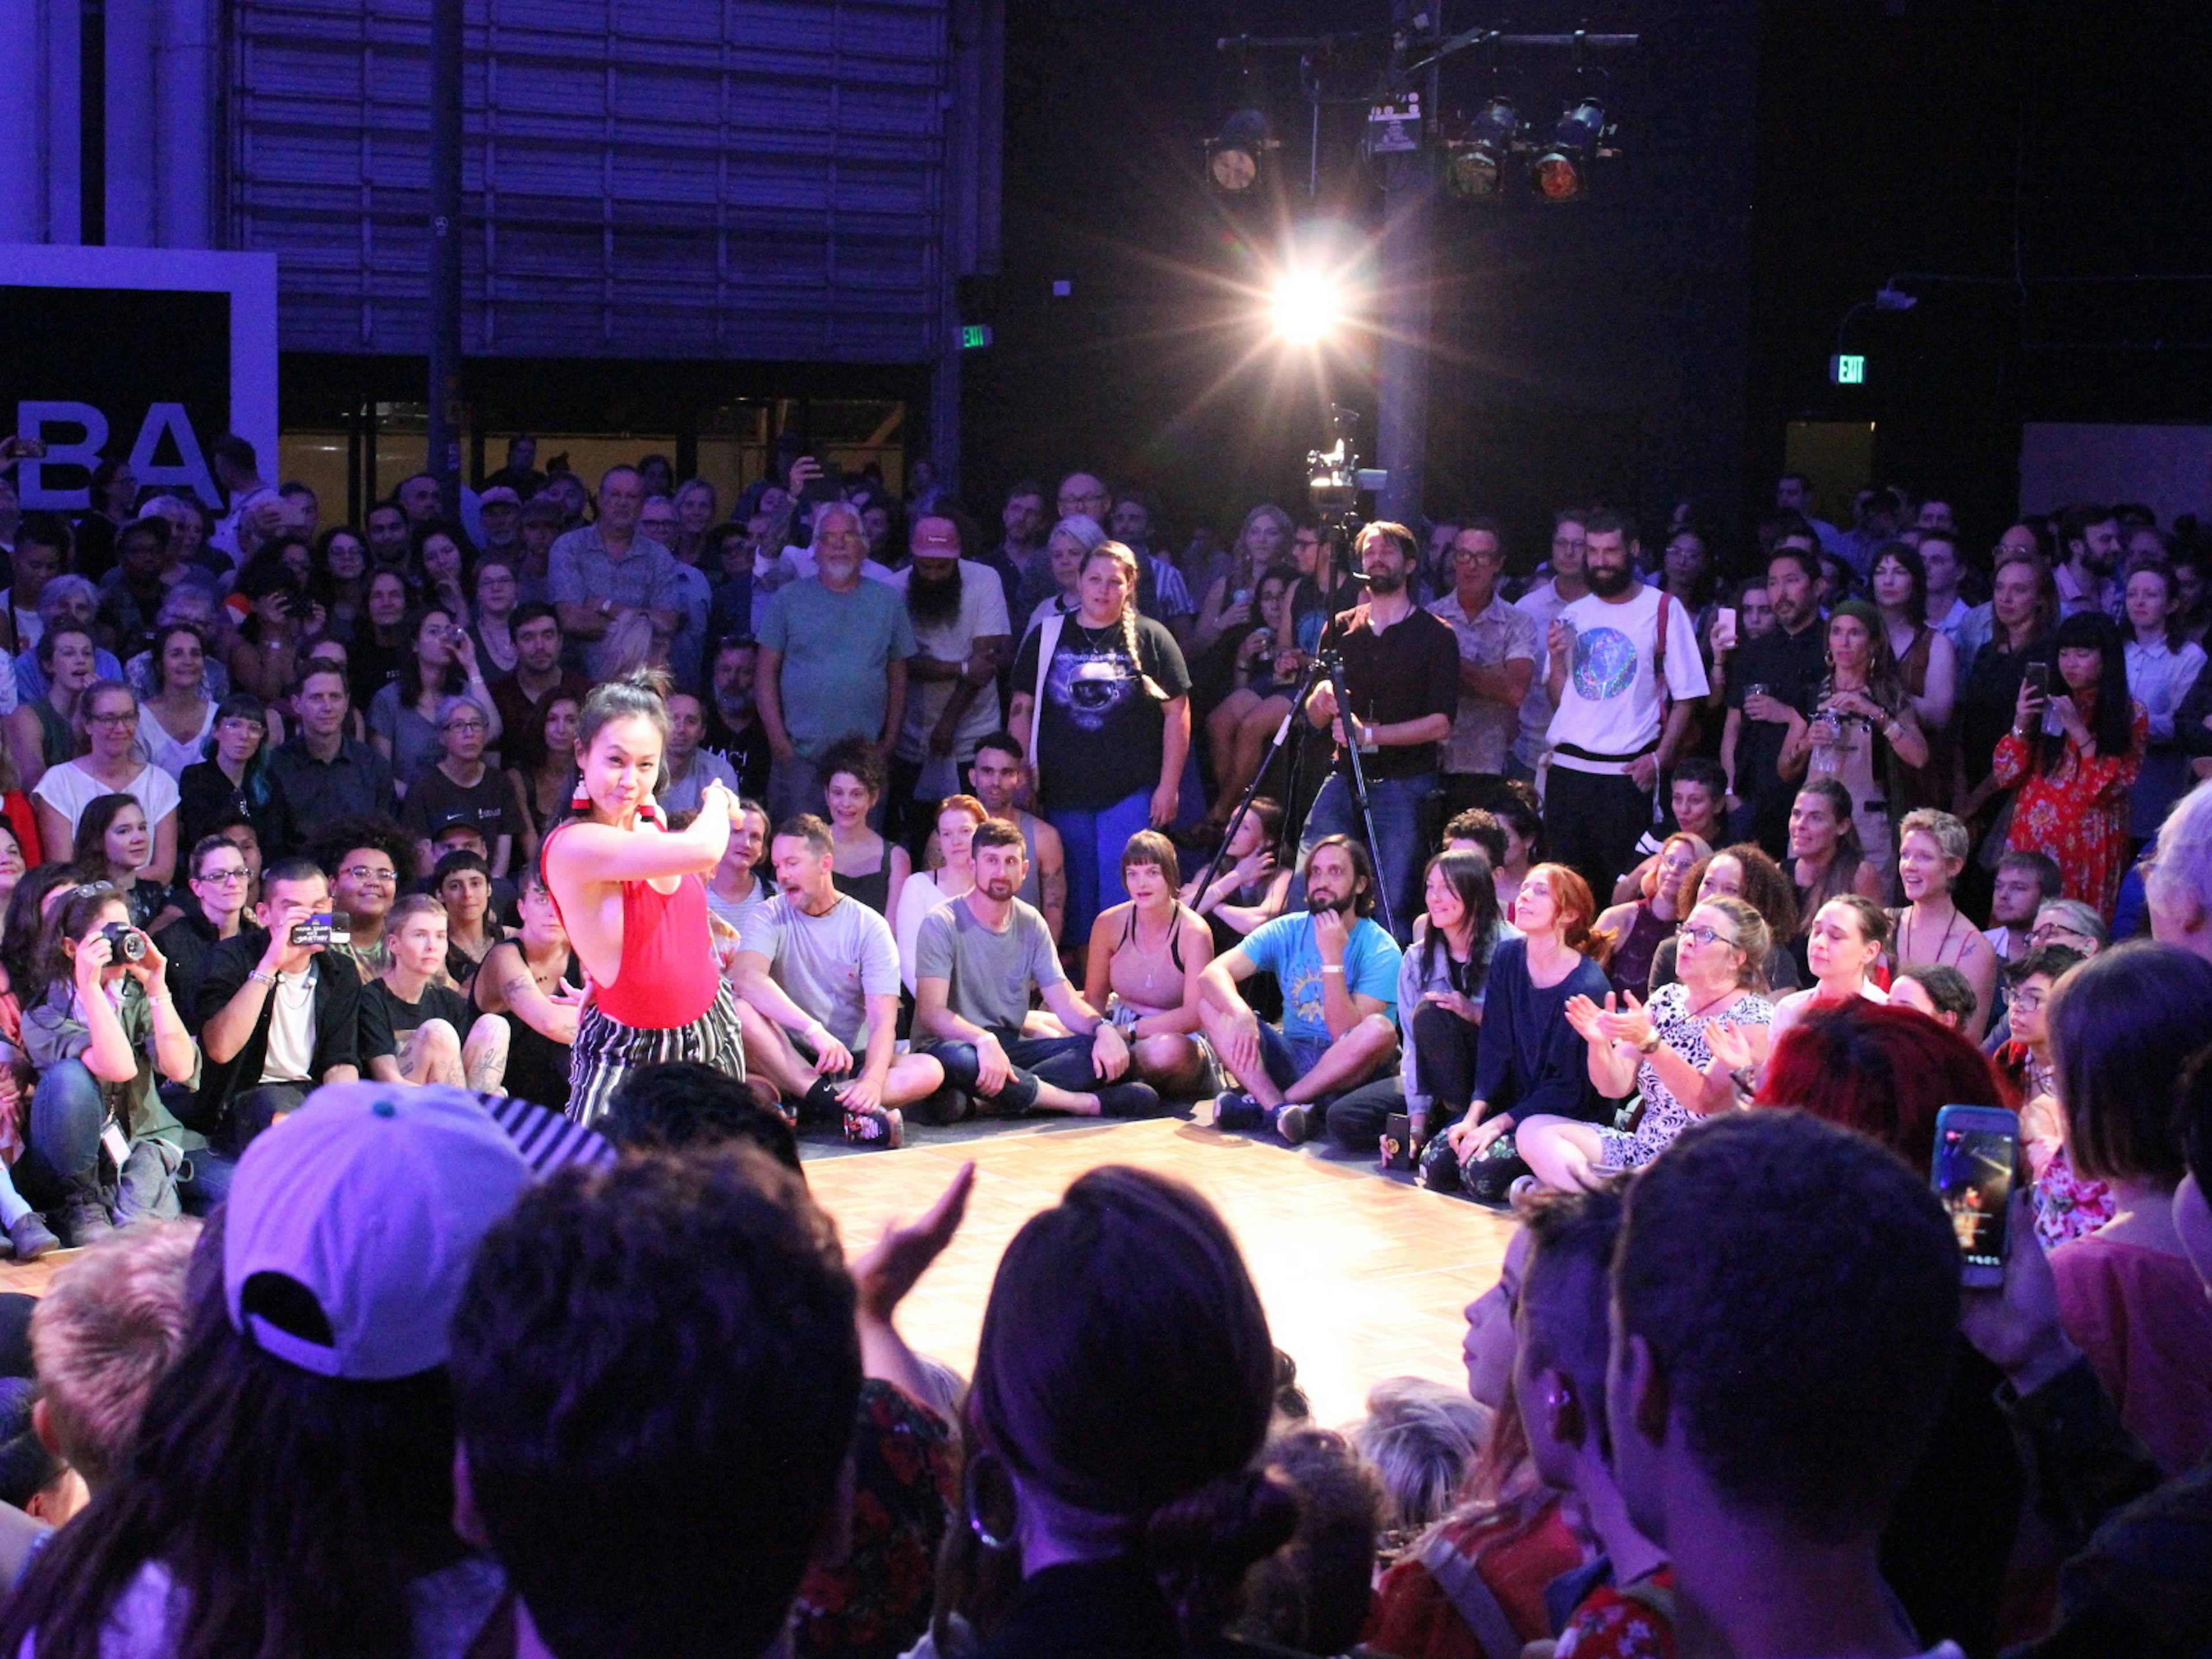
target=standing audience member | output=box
[1425,863,1611,1200]
[550,464,684,679]
[1198,836,1403,1145]
[2120,558,2205,848]
[887,514,1010,836]
[2044,942,2212,1478]
[1721,547,1827,859]
[1957,550,2057,856]
[1994,610,2147,915]
[1510,507,1590,784]
[1541,510,1710,903]
[1298,522,1459,942]
[471,861,586,1112]
[1429,521,1538,820]
[31,681,179,885]
[1082,831,1216,1097]
[1871,539,1959,816]
[1009,540,1192,944]
[1608,1112,1963,1659]
[757,503,916,824]
[817,736,909,921]
[912,820,1158,1120]
[1777,599,1929,882]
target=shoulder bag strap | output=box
[1412,1526,1527,1659]
[1028,610,1066,794]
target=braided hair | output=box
[1082,541,1168,700]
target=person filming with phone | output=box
[189,858,362,1198]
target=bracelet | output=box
[248,968,277,986]
[1320,965,1345,976]
[1730,1065,1758,1097]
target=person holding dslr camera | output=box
[20,883,200,1241]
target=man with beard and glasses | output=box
[1720,547,1827,859]
[1541,508,1709,901]
[887,514,1009,845]
[703,635,773,798]
[1197,834,1403,1145]
[1297,521,1460,944]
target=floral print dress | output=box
[1592,981,1773,1171]
[1993,703,2147,916]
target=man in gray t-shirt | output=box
[910,821,1160,1120]
[732,816,950,1147]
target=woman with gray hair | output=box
[15,577,121,704]
[1020,514,1107,641]
[1348,1376,1493,1550]
[399,691,518,877]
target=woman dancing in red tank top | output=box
[541,671,748,1123]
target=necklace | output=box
[1679,983,1741,1021]
[1900,902,1961,967]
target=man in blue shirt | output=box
[1198,834,1404,1145]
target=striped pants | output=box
[566,985,747,1127]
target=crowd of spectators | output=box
[0,437,2210,1654]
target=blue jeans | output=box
[18,1058,105,1207]
[923,1033,1099,1116]
[1297,770,1438,944]
[1047,789,1156,945]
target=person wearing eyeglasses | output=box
[312,820,411,983]
[153,833,256,994]
[399,694,518,879]
[31,680,180,887]
[177,691,296,861]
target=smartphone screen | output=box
[1933,1116,2016,1281]
[2024,661,2051,698]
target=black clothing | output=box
[474,941,583,1111]
[1316,604,1460,781]
[151,910,231,1003]
[179,759,298,858]
[188,930,362,1130]
[704,711,774,800]
[978,1556,1183,1659]
[358,977,476,1067]
[401,764,524,851]
[264,734,401,834]
[1012,613,1193,812]
[1728,619,1827,857]
[1959,634,2052,797]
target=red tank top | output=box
[543,822,722,1029]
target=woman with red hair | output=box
[1755,997,2012,1172]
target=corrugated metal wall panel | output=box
[230,0,951,361]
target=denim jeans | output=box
[1047,789,1157,945]
[17,1057,106,1209]
[923,1032,1099,1116]
[1296,769,1438,944]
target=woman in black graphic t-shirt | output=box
[1010,541,1192,942]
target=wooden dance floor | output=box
[805,1119,1520,1425]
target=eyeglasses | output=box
[442,719,487,734]
[338,865,398,885]
[71,882,116,898]
[86,712,138,728]
[218,717,265,735]
[2006,987,2046,1012]
[1676,924,1741,949]
[194,866,252,884]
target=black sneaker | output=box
[6,1213,58,1260]
[1210,1090,1265,1132]
[843,1101,905,1149]
[1094,1081,1161,1119]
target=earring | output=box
[964,1449,1018,1552]
[571,782,592,809]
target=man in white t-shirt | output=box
[1510,507,1589,777]
[730,814,947,1146]
[1540,509,1709,900]
[888,515,1011,840]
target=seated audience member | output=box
[1184,798,1293,950]
[1084,831,1215,1096]
[600,1060,802,1169]
[1198,835,1403,1145]
[1329,849,1514,1158]
[152,832,255,992]
[2146,777,2212,961]
[67,793,162,932]
[967,731,1067,944]
[1748,1002,2028,1651]
[420,815,518,923]
[1593,831,1708,1000]
[1425,862,1611,1200]
[1522,893,1774,1188]
[0,1083,530,1659]
[1647,842,1801,996]
[264,659,400,828]
[1615,755,1729,904]
[176,693,296,859]
[2044,942,2212,1478]
[359,894,508,1092]
[32,680,180,887]
[730,814,945,1146]
[654,691,740,819]
[1889,961,1978,1031]
[21,884,200,1243]
[399,694,519,877]
[1784,780,1885,968]
[191,858,363,1188]
[505,688,581,868]
[1515,1183,1676,1658]
[1767,894,1890,1054]
[1986,847,2065,963]
[1486,785,1542,915]
[1347,1376,1490,1544]
[1365,1224,1584,1653]
[2032,896,2108,958]
[703,794,771,938]
[1608,1113,1963,1659]
[26,1218,200,1497]
[819,735,909,921]
[1891,807,2001,1038]
[912,820,1159,1119]
[1993,943,2107,1249]
[313,816,411,982]
[896,794,983,992]
[433,849,509,988]
[450,1138,904,1659]
[951,1166,1301,1658]
[1239,1428,1384,1657]
[472,861,584,1112]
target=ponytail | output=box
[1145,1467,1301,1646]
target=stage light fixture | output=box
[1270,272,1344,346]
[1531,96,1608,202]
[1440,97,1521,201]
[1206,109,1275,195]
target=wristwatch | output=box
[1634,1029,1664,1055]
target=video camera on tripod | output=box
[1305,404,1389,536]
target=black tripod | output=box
[1192,645,1398,941]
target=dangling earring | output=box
[571,775,592,810]
[964,1449,1018,1552]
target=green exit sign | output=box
[1830,353,1866,385]
[959,323,994,350]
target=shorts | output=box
[567,984,747,1126]
[1256,1024,1333,1091]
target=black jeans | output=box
[924,1032,1097,1116]
[1543,765,1653,908]
[1325,1003,1480,1152]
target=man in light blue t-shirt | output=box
[755,503,916,823]
[1197,834,1404,1146]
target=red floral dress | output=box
[1992,703,2147,917]
[1556,1566,1677,1658]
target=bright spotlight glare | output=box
[1271,275,1342,345]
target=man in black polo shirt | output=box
[265,661,400,831]
[1297,521,1459,943]
[1721,546,1828,859]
